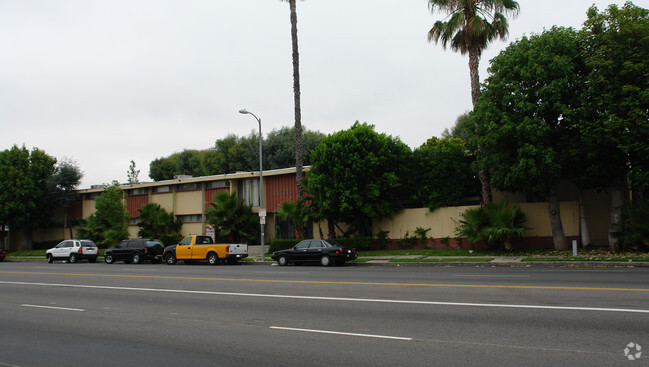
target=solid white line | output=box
[270,326,412,341]
[3,281,649,314]
[21,304,85,312]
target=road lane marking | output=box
[21,304,85,312]
[1,271,648,292]
[3,281,649,314]
[270,326,412,341]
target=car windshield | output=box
[80,241,97,247]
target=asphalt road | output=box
[1,261,647,366]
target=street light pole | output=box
[239,109,265,261]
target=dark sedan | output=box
[271,239,357,266]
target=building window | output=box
[177,183,201,192]
[129,188,148,196]
[129,218,140,226]
[152,185,171,193]
[85,192,101,200]
[238,179,259,206]
[177,214,202,223]
[206,180,229,189]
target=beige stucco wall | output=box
[150,192,174,213]
[82,199,96,217]
[371,202,579,240]
[175,191,202,215]
[181,223,204,237]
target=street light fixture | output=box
[239,109,265,261]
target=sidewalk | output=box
[357,255,649,267]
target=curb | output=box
[4,258,649,268]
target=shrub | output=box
[400,231,417,248]
[335,237,372,251]
[375,229,390,250]
[269,239,301,252]
[455,199,527,251]
[414,227,431,246]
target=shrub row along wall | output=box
[367,202,582,249]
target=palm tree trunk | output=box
[468,49,480,107]
[289,0,304,201]
[469,48,492,205]
[548,187,568,250]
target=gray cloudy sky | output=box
[0,0,630,188]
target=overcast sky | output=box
[0,0,632,188]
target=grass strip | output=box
[388,258,493,263]
[523,257,649,262]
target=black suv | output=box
[104,239,165,264]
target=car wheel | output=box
[207,252,219,265]
[47,254,53,263]
[89,258,97,263]
[165,253,177,265]
[277,255,288,266]
[104,253,115,264]
[132,253,142,264]
[69,254,78,263]
[320,255,331,267]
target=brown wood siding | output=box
[127,195,149,218]
[204,187,230,210]
[266,174,298,212]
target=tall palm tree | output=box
[282,0,304,201]
[428,0,519,205]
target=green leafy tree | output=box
[411,137,479,210]
[307,122,411,236]
[0,145,57,249]
[48,157,83,239]
[76,181,129,248]
[205,191,259,243]
[204,134,251,175]
[265,126,324,170]
[474,27,583,250]
[148,156,177,181]
[127,160,140,184]
[441,113,475,144]
[149,150,205,181]
[428,0,520,205]
[150,127,324,181]
[136,203,183,246]
[578,2,649,247]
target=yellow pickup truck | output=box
[162,235,248,265]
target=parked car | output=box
[104,239,165,264]
[46,240,99,263]
[163,235,248,265]
[271,239,357,266]
[0,248,6,262]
